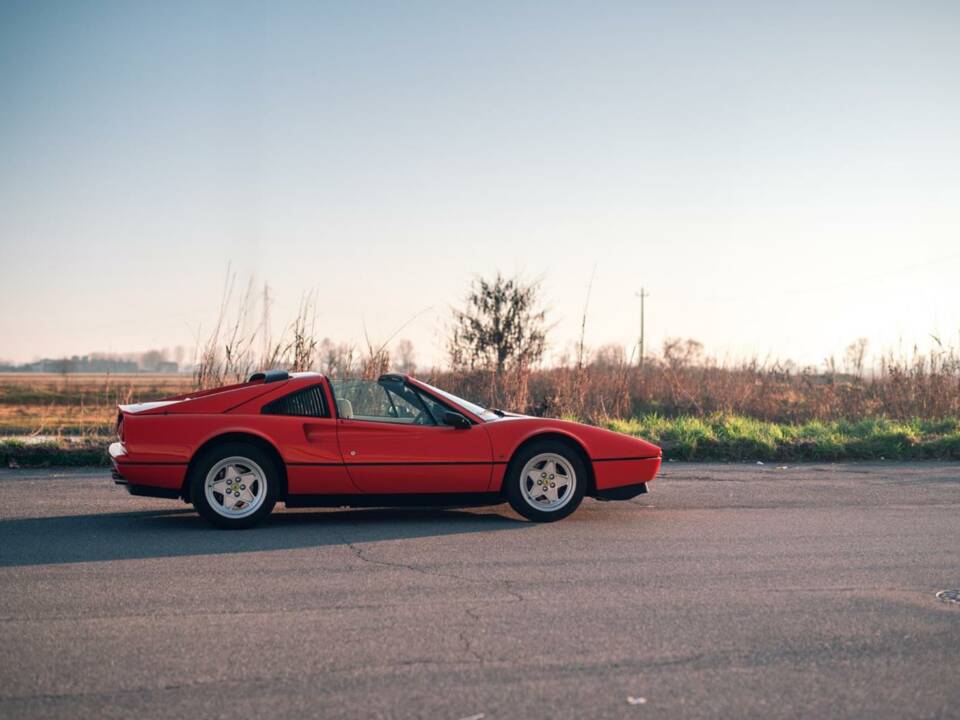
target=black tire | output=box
[189,441,279,529]
[504,440,587,522]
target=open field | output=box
[0,373,191,436]
[1,463,957,719]
[4,415,960,468]
[2,372,960,466]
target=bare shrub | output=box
[317,339,356,378]
[427,341,960,423]
[287,293,320,372]
[193,277,321,388]
[193,273,260,389]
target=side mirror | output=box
[442,411,471,430]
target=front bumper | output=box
[592,455,661,493]
[595,482,647,501]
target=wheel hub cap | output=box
[519,453,576,512]
[204,456,267,520]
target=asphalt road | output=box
[0,463,958,720]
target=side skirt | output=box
[595,482,647,501]
[285,492,505,509]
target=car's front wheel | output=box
[189,442,278,529]
[505,440,586,522]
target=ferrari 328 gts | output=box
[109,371,661,528]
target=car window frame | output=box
[407,379,488,423]
[331,378,449,427]
[382,383,434,424]
[260,383,330,418]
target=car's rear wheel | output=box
[189,442,278,529]
[505,440,586,522]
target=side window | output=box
[262,385,328,418]
[383,385,424,421]
[414,390,452,425]
[332,380,435,425]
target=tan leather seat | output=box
[338,398,353,419]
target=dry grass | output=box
[0,373,191,436]
[3,349,960,467]
[2,342,959,441]
[423,346,960,424]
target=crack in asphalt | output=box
[336,524,527,605]
[457,627,485,664]
[459,606,486,664]
[334,523,524,666]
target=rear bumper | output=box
[109,442,128,486]
[592,456,661,493]
[110,442,186,498]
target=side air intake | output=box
[248,369,290,384]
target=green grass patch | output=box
[3,415,960,468]
[605,414,960,461]
[1,438,110,468]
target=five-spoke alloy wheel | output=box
[506,440,586,522]
[204,456,268,519]
[190,442,278,529]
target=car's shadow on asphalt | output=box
[0,506,528,567]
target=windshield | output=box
[417,381,499,421]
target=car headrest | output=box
[338,398,353,419]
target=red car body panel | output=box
[337,419,494,493]
[110,373,661,502]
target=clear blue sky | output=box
[2,1,959,368]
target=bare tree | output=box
[844,337,869,378]
[139,349,168,372]
[592,343,627,369]
[53,356,74,378]
[662,338,704,371]
[448,273,548,373]
[318,338,356,377]
[394,339,417,374]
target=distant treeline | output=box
[0,348,187,374]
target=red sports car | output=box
[109,371,661,528]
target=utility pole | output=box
[635,288,649,369]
